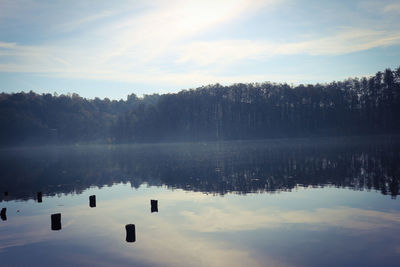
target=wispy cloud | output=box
[177,29,400,66]
[0,0,399,96]
[0,0,285,83]
[383,3,400,14]
[97,0,280,63]
[54,11,119,33]
[0,42,17,49]
[1,26,398,87]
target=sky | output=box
[0,0,399,100]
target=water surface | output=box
[1,136,399,266]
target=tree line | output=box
[1,67,399,146]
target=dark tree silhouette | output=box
[0,67,399,146]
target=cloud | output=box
[382,3,400,14]
[176,28,400,66]
[1,27,399,84]
[0,42,17,49]
[0,0,285,85]
[54,11,119,33]
[97,0,280,63]
[0,0,400,93]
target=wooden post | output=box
[4,192,8,196]
[125,224,136,242]
[1,208,6,221]
[37,192,43,203]
[51,213,61,230]
[89,195,96,208]
[151,199,158,213]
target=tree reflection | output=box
[0,137,399,201]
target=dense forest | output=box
[1,67,400,146]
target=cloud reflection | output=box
[1,185,399,266]
[181,206,400,232]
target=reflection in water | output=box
[1,207,6,221]
[51,213,61,231]
[125,224,136,243]
[0,137,399,266]
[151,200,158,213]
[0,183,399,266]
[0,136,399,201]
[89,195,96,208]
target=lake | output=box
[1,136,400,266]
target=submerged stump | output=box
[1,208,6,221]
[51,213,61,231]
[151,199,158,213]
[37,192,43,203]
[125,224,136,243]
[89,195,96,208]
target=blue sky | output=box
[0,0,399,100]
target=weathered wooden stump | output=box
[37,192,43,203]
[1,208,6,221]
[89,195,96,208]
[151,199,158,213]
[125,224,136,242]
[51,213,61,230]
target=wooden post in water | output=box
[4,192,8,196]
[151,199,158,213]
[89,195,96,208]
[51,213,61,230]
[1,208,6,221]
[125,224,136,242]
[37,192,43,203]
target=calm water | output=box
[1,136,400,266]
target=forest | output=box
[1,67,400,146]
